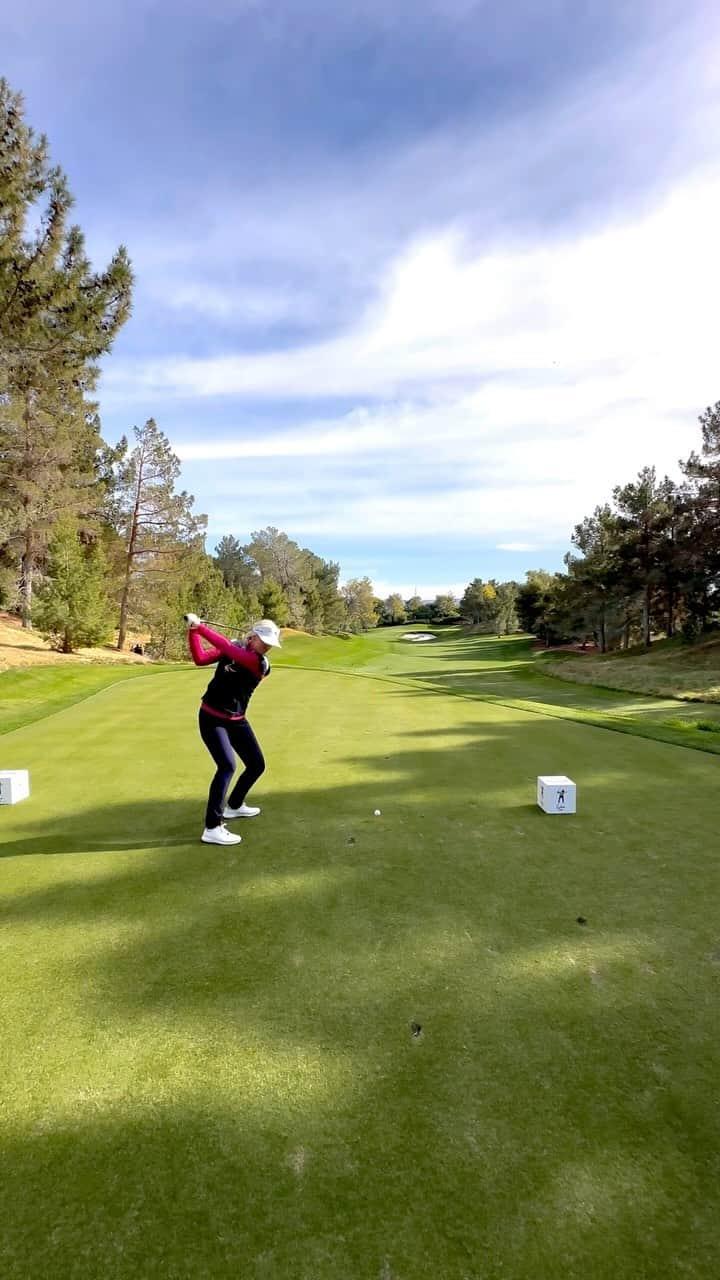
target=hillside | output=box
[0,612,150,673]
[540,634,720,703]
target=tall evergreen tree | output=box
[258,576,290,626]
[681,401,720,631]
[33,517,113,653]
[493,582,519,635]
[112,420,206,649]
[613,467,674,649]
[0,78,133,624]
[0,380,104,623]
[565,505,625,651]
[213,534,260,592]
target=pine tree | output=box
[258,577,290,626]
[33,518,113,652]
[493,582,519,635]
[681,401,720,632]
[112,419,206,649]
[0,381,104,624]
[613,468,675,649]
[0,78,133,623]
[213,534,260,592]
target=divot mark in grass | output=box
[410,1022,423,1039]
[287,1147,308,1177]
[589,967,603,987]
[576,916,587,926]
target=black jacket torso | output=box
[202,652,270,718]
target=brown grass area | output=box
[546,634,720,702]
[0,612,151,672]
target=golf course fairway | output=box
[1,629,718,1279]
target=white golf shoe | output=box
[201,824,242,845]
[223,803,261,819]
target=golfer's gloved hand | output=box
[184,612,201,628]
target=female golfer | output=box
[186,615,282,845]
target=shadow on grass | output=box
[2,660,720,1276]
[2,800,718,1279]
[1,799,202,858]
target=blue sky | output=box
[4,0,720,597]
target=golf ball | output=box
[374,809,381,816]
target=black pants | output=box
[198,709,266,829]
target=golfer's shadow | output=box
[0,798,202,858]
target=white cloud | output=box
[112,173,720,407]
[155,172,720,543]
[497,543,539,553]
[101,149,720,550]
[150,280,317,326]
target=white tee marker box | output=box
[0,770,30,805]
[537,775,576,814]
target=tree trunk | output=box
[117,558,133,650]
[642,583,651,648]
[117,452,144,649]
[21,528,34,629]
[20,394,34,628]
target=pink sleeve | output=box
[195,624,263,674]
[188,628,222,666]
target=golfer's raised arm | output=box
[194,623,264,673]
[187,626,222,666]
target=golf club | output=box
[183,614,234,630]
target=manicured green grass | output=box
[287,627,720,756]
[1,630,719,1278]
[0,663,179,736]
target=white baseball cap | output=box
[251,619,282,648]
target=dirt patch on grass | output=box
[0,612,151,672]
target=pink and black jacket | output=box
[188,624,270,721]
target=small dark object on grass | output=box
[410,1022,423,1037]
[347,836,356,844]
[577,916,587,926]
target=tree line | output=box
[0,79,379,657]
[441,405,719,651]
[513,406,720,650]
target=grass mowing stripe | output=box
[0,664,181,736]
[276,662,720,756]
